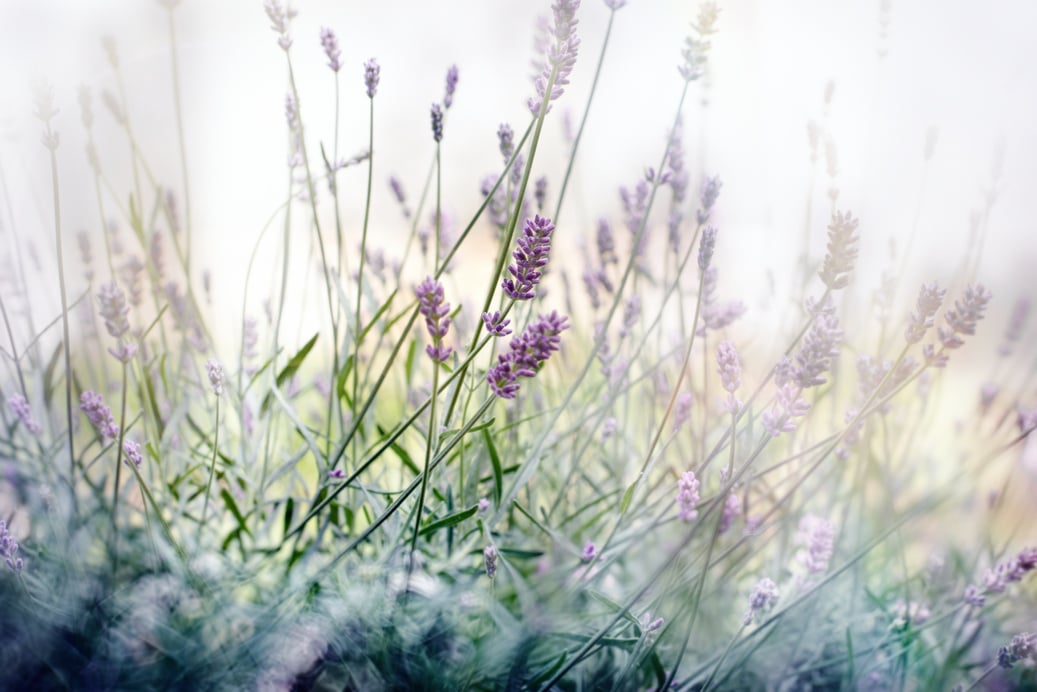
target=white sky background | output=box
[1,0,1036,365]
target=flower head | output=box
[503,215,556,300]
[7,395,41,436]
[744,577,779,625]
[80,391,119,441]
[319,27,341,72]
[123,439,143,469]
[905,282,946,344]
[415,277,452,363]
[430,103,444,142]
[443,64,459,108]
[364,58,380,98]
[819,210,860,290]
[676,470,701,522]
[206,359,225,396]
[486,311,569,399]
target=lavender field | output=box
[1,0,1035,689]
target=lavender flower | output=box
[263,0,293,51]
[698,226,718,271]
[761,383,811,437]
[963,585,985,608]
[486,311,569,399]
[718,493,741,533]
[7,395,41,435]
[793,309,842,388]
[534,175,548,212]
[581,541,596,562]
[597,218,617,267]
[363,58,380,98]
[819,210,860,290]
[743,577,779,625]
[497,123,515,164]
[483,545,498,579]
[123,439,143,469]
[673,392,693,432]
[795,515,835,575]
[999,297,1031,356]
[80,391,119,441]
[415,277,452,363]
[997,632,1036,669]
[477,497,490,514]
[716,341,741,413]
[319,27,341,72]
[905,282,946,343]
[696,175,722,224]
[328,468,345,480]
[206,359,225,396]
[978,546,1037,595]
[98,281,130,339]
[443,64,459,109]
[0,520,22,573]
[502,215,556,300]
[528,0,581,116]
[676,470,701,521]
[430,103,444,142]
[678,3,719,81]
[481,311,513,337]
[937,284,993,350]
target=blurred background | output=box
[1,0,1035,379]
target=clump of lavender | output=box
[502,215,556,300]
[123,439,143,469]
[905,282,947,343]
[818,210,860,290]
[319,27,341,72]
[443,65,459,109]
[80,391,119,441]
[676,471,701,522]
[716,340,742,413]
[997,632,1036,669]
[364,58,380,98]
[0,520,22,573]
[486,311,569,399]
[415,277,452,363]
[7,395,41,435]
[743,577,779,625]
[528,0,581,115]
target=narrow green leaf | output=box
[419,505,477,537]
[282,498,294,539]
[220,488,253,537]
[620,482,636,514]
[482,429,503,504]
[261,332,319,414]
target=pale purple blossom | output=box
[328,468,345,480]
[477,497,490,514]
[698,226,717,271]
[263,0,294,51]
[905,282,946,344]
[80,391,119,441]
[430,103,444,142]
[319,27,341,72]
[716,340,741,413]
[98,281,131,339]
[719,493,741,534]
[937,284,993,350]
[415,277,452,363]
[206,359,225,396]
[123,439,143,469]
[678,3,719,81]
[0,520,22,572]
[481,311,513,337]
[581,541,596,562]
[486,311,569,399]
[676,470,701,522]
[483,545,498,578]
[743,577,779,625]
[673,392,693,432]
[503,215,556,300]
[443,64,459,108]
[795,515,835,575]
[761,383,811,437]
[363,58,380,98]
[7,395,41,435]
[528,0,581,115]
[819,210,860,290]
[998,632,1036,669]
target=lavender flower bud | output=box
[477,497,490,514]
[481,311,513,337]
[263,0,293,51]
[676,470,700,521]
[206,359,225,396]
[502,215,556,300]
[716,340,742,413]
[937,284,993,350]
[0,520,23,573]
[819,210,860,290]
[672,392,693,432]
[123,439,143,469]
[795,515,835,574]
[743,577,779,625]
[483,545,498,578]
[80,391,119,441]
[678,3,719,81]
[97,281,130,339]
[698,175,722,221]
[527,0,581,116]
[534,175,548,212]
[430,103,444,142]
[363,58,380,98]
[581,541,596,562]
[328,468,345,480]
[415,277,452,363]
[319,27,342,72]
[793,311,842,389]
[761,383,810,437]
[7,395,41,435]
[486,311,569,399]
[497,123,515,163]
[443,64,459,109]
[698,225,717,271]
[997,632,1036,669]
[905,282,946,344]
[719,493,741,534]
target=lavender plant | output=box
[0,1,1034,690]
